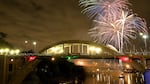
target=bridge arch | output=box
[40,40,119,57]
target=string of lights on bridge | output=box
[0,48,20,55]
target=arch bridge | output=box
[2,40,148,84]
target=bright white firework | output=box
[79,0,149,53]
[88,11,148,51]
[116,10,148,52]
[117,10,147,33]
[79,0,130,19]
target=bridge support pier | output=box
[0,55,7,84]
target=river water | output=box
[83,73,144,84]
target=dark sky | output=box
[0,0,149,51]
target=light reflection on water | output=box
[70,59,145,84]
[83,73,144,84]
[127,74,132,84]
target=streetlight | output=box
[143,34,148,53]
[33,41,37,52]
[25,40,28,44]
[139,32,143,36]
[24,40,28,50]
[139,33,148,54]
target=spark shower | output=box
[79,0,148,53]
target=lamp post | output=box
[141,34,148,69]
[33,41,37,52]
[139,33,148,54]
[143,34,148,54]
[24,40,28,51]
[25,40,28,44]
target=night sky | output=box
[0,0,149,51]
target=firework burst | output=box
[79,0,148,53]
[79,0,130,19]
[88,10,148,52]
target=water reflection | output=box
[70,59,145,84]
[83,73,144,84]
[21,58,144,84]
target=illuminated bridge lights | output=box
[25,55,37,62]
[0,48,20,55]
[40,40,119,56]
[117,56,132,62]
[61,55,80,60]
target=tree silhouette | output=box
[0,32,7,39]
[0,32,13,48]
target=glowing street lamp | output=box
[143,34,148,53]
[139,32,143,36]
[25,40,28,44]
[140,33,148,53]
[24,40,28,50]
[33,41,37,52]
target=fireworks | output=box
[79,0,148,53]
[79,0,130,19]
[89,11,147,49]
